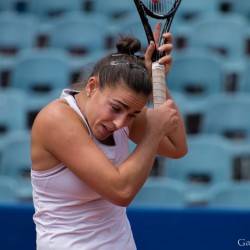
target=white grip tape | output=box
[152,62,166,108]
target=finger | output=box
[153,22,162,47]
[158,54,172,74]
[162,32,173,44]
[158,43,173,56]
[144,41,155,63]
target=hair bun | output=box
[116,35,141,55]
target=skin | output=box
[31,26,188,207]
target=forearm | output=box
[157,85,188,157]
[116,129,163,206]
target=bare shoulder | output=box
[32,98,83,134]
[31,96,91,148]
[31,98,90,170]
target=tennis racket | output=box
[133,0,182,108]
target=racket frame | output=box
[133,0,181,60]
[133,0,182,107]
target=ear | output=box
[85,77,99,96]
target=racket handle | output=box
[152,62,166,108]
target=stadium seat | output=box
[208,181,250,208]
[47,12,110,55]
[26,0,84,19]
[0,11,38,54]
[230,0,250,22]
[89,0,134,19]
[161,134,235,204]
[9,48,71,128]
[187,13,248,61]
[0,88,27,134]
[163,134,234,183]
[176,0,218,22]
[200,93,250,140]
[0,0,15,11]
[0,176,18,202]
[44,12,111,76]
[130,177,187,207]
[236,59,250,93]
[10,48,71,93]
[0,130,32,201]
[0,11,39,86]
[166,49,226,134]
[166,48,225,99]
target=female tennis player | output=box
[31,25,187,250]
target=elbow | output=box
[172,143,188,159]
[114,193,135,207]
[110,188,135,207]
[114,199,132,207]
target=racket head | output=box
[139,0,182,19]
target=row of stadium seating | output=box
[1,0,250,208]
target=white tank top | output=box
[31,89,137,250]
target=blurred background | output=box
[1,0,250,249]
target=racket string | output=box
[143,0,175,15]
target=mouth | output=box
[102,124,114,135]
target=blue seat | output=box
[166,49,225,133]
[0,11,39,87]
[208,182,250,208]
[130,177,187,207]
[237,59,250,93]
[176,0,218,22]
[188,13,248,61]
[231,0,250,22]
[89,0,134,19]
[0,0,15,11]
[161,134,235,205]
[163,134,234,184]
[9,48,71,128]
[47,12,110,56]
[10,48,71,93]
[45,12,111,79]
[0,176,18,202]
[26,0,84,19]
[0,130,32,200]
[0,88,27,134]
[200,93,250,140]
[0,11,38,53]
[166,48,225,99]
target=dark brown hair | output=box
[74,36,152,97]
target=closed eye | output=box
[112,105,136,119]
[128,113,136,118]
[111,105,121,113]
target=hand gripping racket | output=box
[133,0,182,107]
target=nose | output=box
[113,115,129,130]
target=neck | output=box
[98,135,115,146]
[75,92,87,117]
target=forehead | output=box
[101,85,148,108]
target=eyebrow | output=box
[112,99,142,114]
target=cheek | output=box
[87,103,111,124]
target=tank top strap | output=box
[64,94,92,137]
